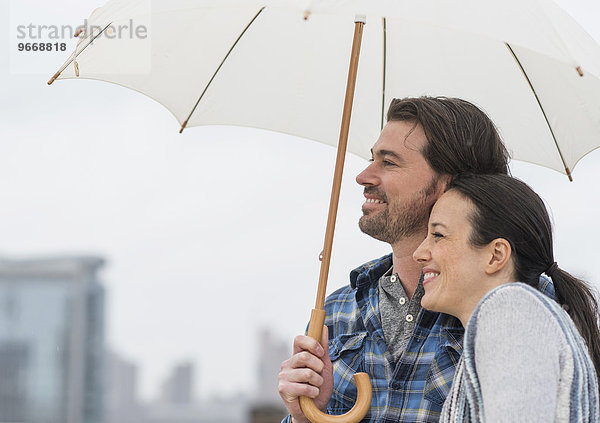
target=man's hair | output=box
[387,97,510,176]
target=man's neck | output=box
[390,234,426,300]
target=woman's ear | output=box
[485,238,512,275]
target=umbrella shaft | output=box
[315,18,365,311]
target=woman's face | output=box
[413,190,497,322]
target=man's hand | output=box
[278,325,334,423]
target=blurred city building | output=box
[143,361,247,422]
[0,255,106,423]
[249,327,289,422]
[249,404,289,423]
[256,327,289,404]
[107,359,248,423]
[107,328,290,423]
[105,350,141,423]
[160,360,195,405]
[136,396,248,423]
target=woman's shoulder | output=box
[466,283,569,348]
[474,282,560,320]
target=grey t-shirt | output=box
[378,269,424,363]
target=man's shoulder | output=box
[538,274,556,299]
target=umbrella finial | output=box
[48,71,61,85]
[179,120,188,134]
[576,66,584,77]
[303,10,310,20]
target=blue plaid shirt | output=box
[283,253,555,423]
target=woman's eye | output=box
[432,232,444,239]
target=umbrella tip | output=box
[576,66,584,77]
[179,120,188,134]
[566,167,573,182]
[303,10,310,20]
[48,71,61,85]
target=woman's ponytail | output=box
[552,268,600,381]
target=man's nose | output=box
[356,162,378,186]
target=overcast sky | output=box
[2,0,600,401]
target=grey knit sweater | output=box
[440,283,599,422]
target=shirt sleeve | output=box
[471,285,563,422]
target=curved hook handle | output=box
[299,309,372,423]
[299,373,372,423]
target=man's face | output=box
[356,120,444,244]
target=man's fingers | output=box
[281,366,325,386]
[293,334,325,357]
[278,378,321,400]
[279,329,332,423]
[285,350,325,374]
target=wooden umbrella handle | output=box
[299,309,372,423]
[299,374,372,423]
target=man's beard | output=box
[358,176,441,244]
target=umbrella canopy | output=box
[49,0,600,179]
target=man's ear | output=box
[484,238,512,275]
[440,174,453,190]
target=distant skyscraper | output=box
[0,255,106,423]
[105,350,140,423]
[249,328,288,422]
[160,361,195,405]
[256,328,289,404]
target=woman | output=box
[413,173,600,422]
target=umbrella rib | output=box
[505,42,573,181]
[48,23,113,85]
[381,17,387,131]
[179,7,266,133]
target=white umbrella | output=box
[49,0,600,179]
[48,1,600,421]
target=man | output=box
[278,96,514,423]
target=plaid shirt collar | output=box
[350,253,394,290]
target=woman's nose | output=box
[413,238,431,264]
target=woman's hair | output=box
[447,173,600,382]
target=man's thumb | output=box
[320,325,331,365]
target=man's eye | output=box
[383,160,395,166]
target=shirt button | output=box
[390,275,397,282]
[406,314,414,322]
[399,297,406,305]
